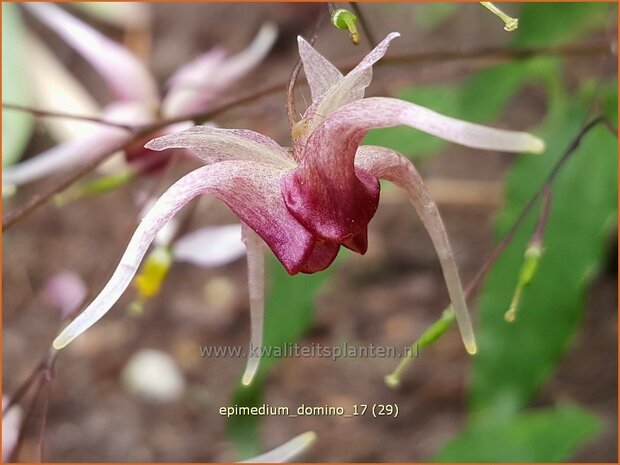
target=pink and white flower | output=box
[52,33,544,385]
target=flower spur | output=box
[52,32,544,385]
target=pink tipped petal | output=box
[319,97,545,154]
[297,36,343,101]
[162,24,277,117]
[146,126,295,168]
[24,3,158,106]
[240,431,317,463]
[355,146,477,354]
[53,161,315,348]
[42,271,87,319]
[173,224,246,268]
[240,224,265,386]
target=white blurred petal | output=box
[121,349,185,402]
[25,3,158,106]
[240,431,317,463]
[25,35,100,143]
[2,101,150,188]
[162,23,278,117]
[173,224,246,268]
[2,397,22,462]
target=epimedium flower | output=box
[3,3,277,188]
[51,32,544,385]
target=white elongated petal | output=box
[2,102,150,188]
[173,224,246,267]
[312,97,545,155]
[146,126,295,169]
[355,146,476,354]
[2,125,129,188]
[25,34,100,142]
[162,23,277,118]
[240,224,265,386]
[24,3,158,106]
[240,431,317,463]
[53,160,313,349]
[297,36,343,101]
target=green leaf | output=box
[227,256,331,458]
[436,405,600,462]
[470,104,617,415]
[363,84,459,158]
[2,3,33,166]
[512,3,612,48]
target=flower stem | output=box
[385,307,456,388]
[480,2,519,32]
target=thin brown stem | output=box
[464,116,613,300]
[2,103,136,131]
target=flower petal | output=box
[355,145,477,354]
[296,32,400,146]
[240,224,265,386]
[317,96,545,154]
[145,125,295,169]
[2,397,22,462]
[162,23,277,117]
[173,224,246,268]
[24,3,158,106]
[53,161,315,349]
[2,102,150,188]
[297,36,343,101]
[25,34,101,143]
[239,431,317,463]
[301,241,340,273]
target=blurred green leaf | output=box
[436,405,600,462]
[3,3,33,166]
[470,103,617,415]
[512,3,612,48]
[363,84,458,158]
[227,255,331,458]
[413,3,457,30]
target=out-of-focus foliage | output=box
[227,256,332,458]
[430,3,617,461]
[2,3,33,167]
[436,405,600,462]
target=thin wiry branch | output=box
[2,103,137,131]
